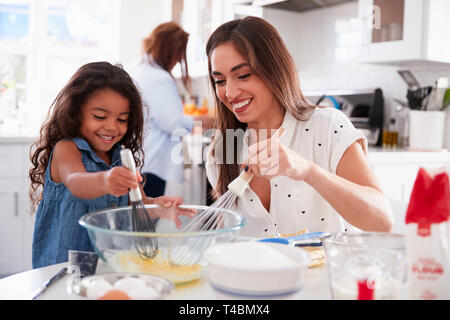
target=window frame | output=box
[0,0,120,135]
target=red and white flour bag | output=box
[405,167,450,300]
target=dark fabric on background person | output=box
[143,172,166,198]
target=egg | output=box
[128,286,159,300]
[86,279,113,299]
[113,277,146,294]
[98,289,131,300]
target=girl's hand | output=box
[245,136,313,181]
[149,196,197,229]
[103,167,140,197]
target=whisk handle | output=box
[120,148,142,202]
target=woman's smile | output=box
[231,98,253,113]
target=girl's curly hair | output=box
[29,62,146,212]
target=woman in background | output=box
[205,17,394,237]
[129,22,213,198]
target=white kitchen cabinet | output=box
[368,149,450,204]
[368,149,450,235]
[358,0,450,66]
[0,140,34,277]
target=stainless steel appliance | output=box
[304,88,384,146]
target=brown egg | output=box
[98,289,131,300]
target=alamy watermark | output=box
[170,121,282,171]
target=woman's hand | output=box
[103,167,141,197]
[245,136,313,181]
[147,196,197,228]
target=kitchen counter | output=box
[368,146,450,164]
[0,136,36,144]
[0,258,409,300]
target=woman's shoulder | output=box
[308,107,349,124]
[131,58,172,83]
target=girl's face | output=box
[210,42,282,129]
[80,88,130,159]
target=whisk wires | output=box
[168,190,237,266]
[132,202,159,260]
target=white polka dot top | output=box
[205,108,368,237]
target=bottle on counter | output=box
[394,102,410,148]
[382,118,398,148]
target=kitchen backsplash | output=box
[190,1,450,128]
[262,1,450,122]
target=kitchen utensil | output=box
[424,77,448,111]
[67,272,173,300]
[203,241,310,297]
[79,204,245,284]
[407,86,432,110]
[120,148,158,260]
[256,231,331,245]
[323,232,406,300]
[167,192,233,267]
[31,267,68,300]
[168,127,285,267]
[228,126,285,197]
[397,70,421,89]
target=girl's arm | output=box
[52,140,140,199]
[246,139,394,232]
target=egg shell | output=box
[86,279,113,299]
[113,277,146,294]
[128,286,159,300]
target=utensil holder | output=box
[409,111,446,150]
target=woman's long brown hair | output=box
[206,16,317,199]
[142,22,191,93]
[29,62,145,212]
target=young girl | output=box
[29,62,190,268]
[205,17,394,237]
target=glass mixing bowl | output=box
[79,204,246,285]
[323,232,406,300]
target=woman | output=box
[129,22,213,197]
[205,17,394,237]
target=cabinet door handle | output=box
[14,192,19,217]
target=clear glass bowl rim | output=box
[323,231,405,249]
[79,204,247,238]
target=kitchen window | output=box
[0,0,119,136]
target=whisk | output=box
[168,127,285,266]
[167,189,235,266]
[120,148,158,260]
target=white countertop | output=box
[0,260,328,300]
[0,258,409,300]
[0,136,36,144]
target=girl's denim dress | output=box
[32,138,129,268]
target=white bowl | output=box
[203,241,310,297]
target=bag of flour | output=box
[405,167,450,300]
